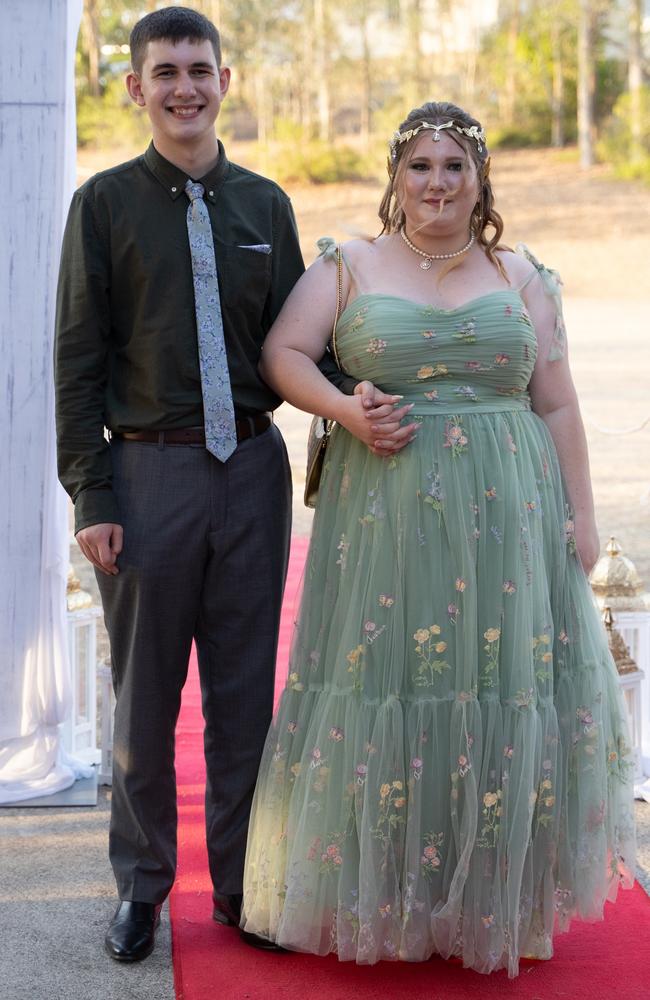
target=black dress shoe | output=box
[239,927,287,952]
[212,891,242,926]
[212,892,285,951]
[105,901,162,962]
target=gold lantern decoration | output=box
[602,606,637,675]
[590,537,648,614]
[591,537,650,780]
[66,566,93,611]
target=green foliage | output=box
[489,123,550,150]
[76,77,150,149]
[257,123,370,184]
[479,1,578,148]
[71,0,637,176]
[268,142,369,185]
[595,58,628,122]
[301,144,369,184]
[598,87,650,184]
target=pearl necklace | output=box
[400,227,475,269]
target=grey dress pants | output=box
[96,424,292,904]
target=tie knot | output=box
[185,180,205,203]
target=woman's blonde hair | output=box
[379,101,508,279]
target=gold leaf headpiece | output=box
[389,120,487,158]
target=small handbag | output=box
[304,245,343,508]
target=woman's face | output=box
[399,131,480,236]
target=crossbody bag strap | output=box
[330,245,343,369]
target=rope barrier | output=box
[583,414,650,436]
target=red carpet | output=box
[170,536,650,1000]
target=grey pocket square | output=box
[238,243,272,254]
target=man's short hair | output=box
[129,6,221,74]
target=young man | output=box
[55,6,410,964]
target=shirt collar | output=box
[143,141,229,204]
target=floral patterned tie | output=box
[185,180,237,461]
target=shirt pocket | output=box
[216,243,272,321]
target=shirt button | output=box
[171,186,177,193]
[209,190,214,196]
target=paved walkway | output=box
[0,787,174,1000]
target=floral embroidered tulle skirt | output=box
[241,405,635,976]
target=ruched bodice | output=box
[243,276,635,976]
[335,290,535,414]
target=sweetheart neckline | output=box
[337,289,525,326]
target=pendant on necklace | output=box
[420,258,432,270]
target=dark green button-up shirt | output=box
[55,142,350,532]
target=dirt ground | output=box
[76,145,650,586]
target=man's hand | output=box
[354,381,418,455]
[76,522,123,576]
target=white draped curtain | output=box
[0,0,89,803]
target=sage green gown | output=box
[241,243,635,976]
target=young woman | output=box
[241,101,635,976]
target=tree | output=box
[549,2,568,146]
[81,0,101,97]
[628,0,644,163]
[503,0,521,125]
[577,0,597,167]
[401,0,425,113]
[357,0,373,147]
[313,0,332,140]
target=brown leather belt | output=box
[112,414,272,446]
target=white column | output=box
[0,0,87,803]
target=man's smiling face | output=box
[127,37,230,154]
